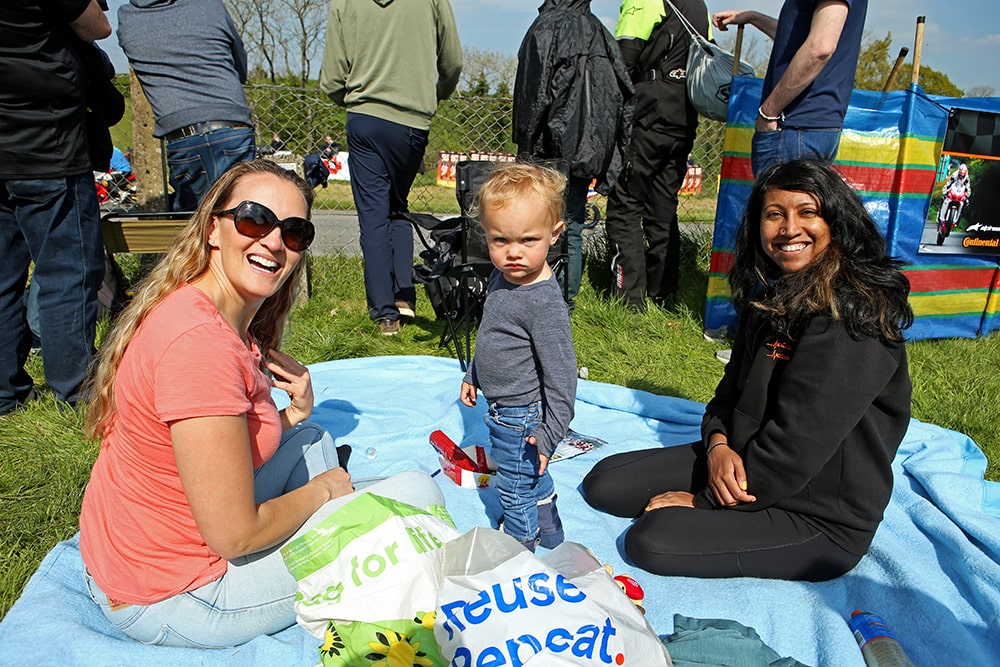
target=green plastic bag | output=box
[281,493,460,665]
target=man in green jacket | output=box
[320,0,462,336]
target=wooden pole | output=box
[732,25,745,77]
[882,47,909,92]
[911,16,926,86]
[128,68,168,212]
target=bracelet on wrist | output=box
[707,440,727,454]
[758,106,784,122]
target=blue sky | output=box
[102,0,1000,95]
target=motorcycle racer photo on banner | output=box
[936,161,970,245]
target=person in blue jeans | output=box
[711,0,868,356]
[460,163,577,551]
[79,159,447,647]
[0,1,112,416]
[164,127,256,211]
[713,0,868,176]
[117,0,256,211]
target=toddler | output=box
[460,163,577,551]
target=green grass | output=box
[2,244,998,619]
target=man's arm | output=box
[756,0,849,127]
[435,0,463,101]
[70,0,112,42]
[712,9,778,39]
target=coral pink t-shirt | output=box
[79,285,282,604]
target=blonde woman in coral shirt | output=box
[79,159,442,647]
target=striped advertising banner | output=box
[705,77,1000,340]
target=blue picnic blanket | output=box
[1,355,997,666]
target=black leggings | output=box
[581,443,862,581]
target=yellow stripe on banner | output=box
[723,125,754,157]
[835,131,900,166]
[909,291,990,317]
[898,133,944,172]
[987,288,1000,316]
[706,275,732,299]
[835,131,942,169]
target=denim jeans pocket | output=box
[83,568,146,630]
[488,403,541,433]
[5,178,67,204]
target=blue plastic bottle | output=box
[848,611,915,667]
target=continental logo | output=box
[440,571,628,665]
[963,236,999,248]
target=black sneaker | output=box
[537,494,564,549]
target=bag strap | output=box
[662,0,709,48]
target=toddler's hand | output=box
[460,381,478,407]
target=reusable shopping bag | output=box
[280,492,461,666]
[435,527,673,666]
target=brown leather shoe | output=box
[376,318,400,336]
[395,301,415,321]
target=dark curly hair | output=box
[729,160,913,342]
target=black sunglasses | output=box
[216,200,315,252]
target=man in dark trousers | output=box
[605,0,711,311]
[0,0,112,415]
[513,0,634,309]
[320,0,462,336]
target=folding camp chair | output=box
[408,160,569,371]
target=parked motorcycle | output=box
[95,170,136,210]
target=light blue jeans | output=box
[485,401,555,543]
[751,126,842,177]
[84,423,444,648]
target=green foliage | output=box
[854,32,896,91]
[855,31,964,96]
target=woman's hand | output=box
[307,466,354,504]
[268,348,313,428]
[708,444,757,506]
[645,491,695,511]
[460,381,478,408]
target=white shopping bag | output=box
[281,492,460,639]
[435,527,673,666]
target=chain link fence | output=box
[107,78,725,277]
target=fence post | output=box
[129,68,168,211]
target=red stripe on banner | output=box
[709,251,735,275]
[833,164,937,195]
[723,160,937,196]
[721,155,755,183]
[904,267,998,293]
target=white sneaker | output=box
[715,349,732,363]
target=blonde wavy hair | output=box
[84,159,315,440]
[471,162,566,229]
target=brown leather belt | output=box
[164,121,251,142]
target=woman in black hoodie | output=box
[583,160,913,581]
